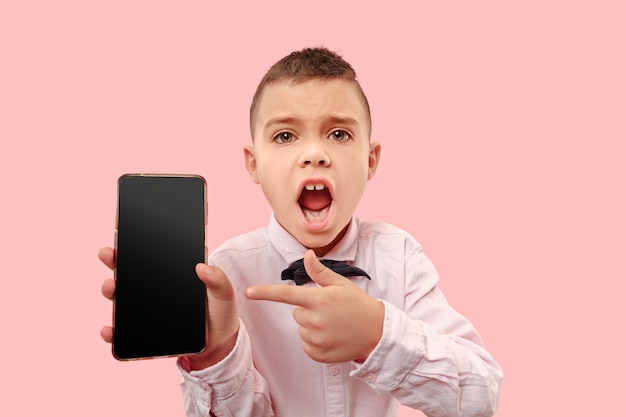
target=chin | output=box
[294,223,350,255]
[278,209,350,253]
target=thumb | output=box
[303,250,350,287]
[195,263,235,302]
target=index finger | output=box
[245,284,316,307]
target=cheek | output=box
[340,158,370,188]
[336,175,367,213]
[258,170,290,208]
[347,181,367,207]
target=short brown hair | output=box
[249,47,372,136]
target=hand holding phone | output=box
[100,247,240,368]
[101,174,240,367]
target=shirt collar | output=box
[268,213,359,264]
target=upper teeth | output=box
[305,184,325,191]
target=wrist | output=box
[357,300,384,362]
[185,331,239,371]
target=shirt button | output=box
[328,365,341,377]
[363,372,377,383]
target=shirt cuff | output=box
[350,299,422,393]
[177,318,251,401]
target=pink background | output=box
[1,1,624,415]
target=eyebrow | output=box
[325,116,360,128]
[264,115,360,131]
[264,117,298,130]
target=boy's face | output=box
[245,78,381,255]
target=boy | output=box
[100,47,502,416]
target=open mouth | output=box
[298,183,332,223]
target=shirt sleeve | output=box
[177,320,274,417]
[350,246,503,417]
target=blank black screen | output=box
[113,175,206,360]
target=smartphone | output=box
[113,174,207,360]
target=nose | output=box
[298,141,331,167]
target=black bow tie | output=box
[281,259,371,285]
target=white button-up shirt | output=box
[178,215,503,416]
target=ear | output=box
[367,141,382,180]
[243,145,260,184]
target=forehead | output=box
[254,78,368,133]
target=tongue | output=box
[299,189,331,211]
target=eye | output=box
[328,129,352,142]
[273,131,296,144]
